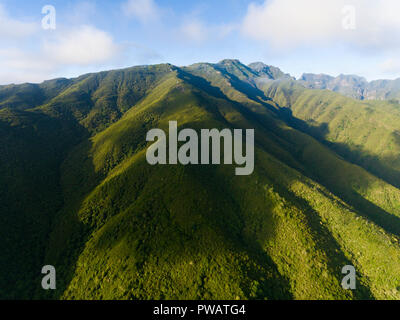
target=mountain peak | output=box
[217,59,244,66]
[248,62,293,80]
[248,62,268,71]
[299,73,334,82]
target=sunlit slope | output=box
[2,61,400,300]
[35,64,175,134]
[44,72,344,299]
[186,62,400,228]
[258,80,400,190]
[41,68,400,300]
[0,64,174,299]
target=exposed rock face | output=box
[299,73,400,101]
[248,62,294,81]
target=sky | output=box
[1,0,400,84]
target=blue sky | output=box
[1,0,400,84]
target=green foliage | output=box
[2,60,400,300]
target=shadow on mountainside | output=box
[271,103,400,238]
[87,160,294,299]
[262,172,375,300]
[177,69,377,298]
[325,133,400,190]
[20,67,400,300]
[0,108,88,300]
[180,67,400,251]
[35,134,97,300]
[213,66,275,105]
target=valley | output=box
[1,60,400,300]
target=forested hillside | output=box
[1,60,400,300]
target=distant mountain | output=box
[2,59,400,300]
[299,73,400,101]
[248,62,294,81]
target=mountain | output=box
[299,73,400,101]
[1,60,400,300]
[248,62,294,81]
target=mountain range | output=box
[299,72,400,101]
[1,59,400,300]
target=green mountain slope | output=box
[0,107,83,298]
[2,60,400,300]
[258,79,400,190]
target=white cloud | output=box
[0,48,52,71]
[0,4,38,38]
[0,48,55,84]
[44,25,119,65]
[122,0,160,23]
[0,25,120,84]
[241,0,400,51]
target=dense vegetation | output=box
[1,60,400,300]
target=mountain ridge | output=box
[299,72,400,101]
[3,59,400,103]
[1,59,400,300]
